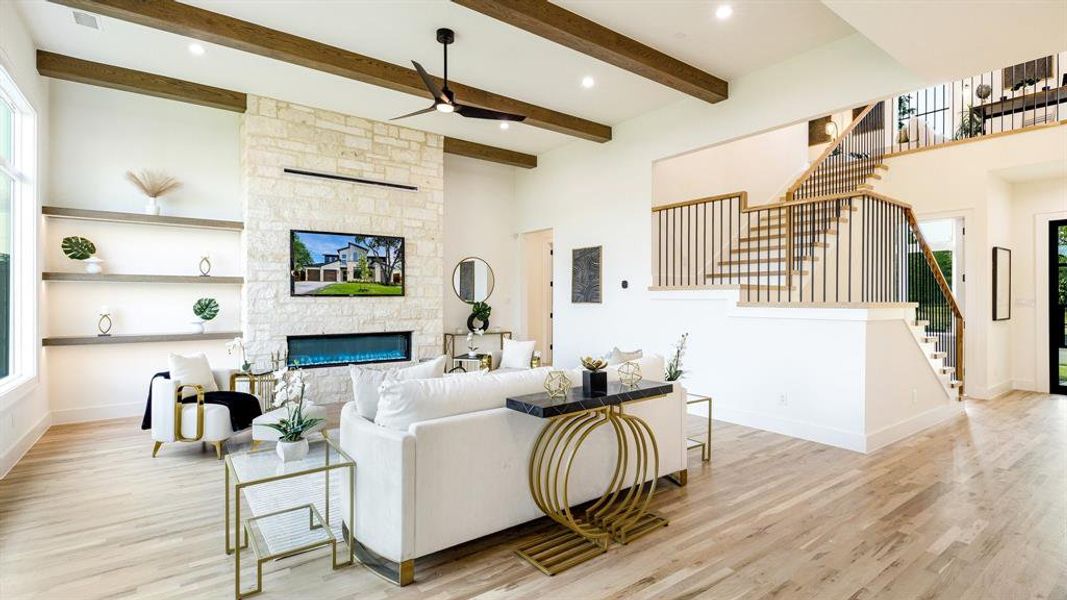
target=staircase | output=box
[651,100,965,397]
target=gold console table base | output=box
[516,403,668,576]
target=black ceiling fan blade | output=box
[412,60,448,104]
[454,104,527,122]
[390,105,437,121]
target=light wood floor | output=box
[1,392,1064,599]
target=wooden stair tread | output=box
[707,270,806,278]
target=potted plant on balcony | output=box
[266,368,323,462]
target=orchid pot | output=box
[276,438,309,462]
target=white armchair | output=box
[150,368,244,459]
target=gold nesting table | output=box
[506,380,675,576]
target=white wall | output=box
[875,125,1067,397]
[442,154,519,349]
[1008,177,1067,392]
[653,121,808,208]
[512,34,923,370]
[40,83,243,424]
[0,0,50,476]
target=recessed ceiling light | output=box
[499,121,510,130]
[188,43,206,56]
[715,4,733,20]
[581,76,595,89]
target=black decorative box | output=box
[582,370,607,397]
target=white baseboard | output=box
[51,401,144,425]
[864,403,965,453]
[967,380,1014,400]
[0,411,52,479]
[712,404,866,453]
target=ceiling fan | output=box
[392,28,526,124]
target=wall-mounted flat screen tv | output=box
[290,229,405,297]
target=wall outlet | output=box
[911,389,918,404]
[778,393,787,406]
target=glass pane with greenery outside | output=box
[0,174,11,380]
[907,250,953,332]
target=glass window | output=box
[0,96,12,381]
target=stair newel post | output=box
[956,316,965,398]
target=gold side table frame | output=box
[516,401,667,576]
[230,371,278,413]
[686,394,712,462]
[225,436,356,599]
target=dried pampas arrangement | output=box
[126,170,181,215]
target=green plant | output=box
[193,297,220,321]
[264,368,323,442]
[61,236,96,261]
[954,105,984,140]
[665,332,689,382]
[580,356,607,372]
[471,301,491,321]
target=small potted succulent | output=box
[62,236,103,274]
[191,297,219,334]
[580,356,608,397]
[266,367,323,462]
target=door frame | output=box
[1049,219,1067,395]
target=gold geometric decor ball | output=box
[544,370,572,398]
[618,361,642,387]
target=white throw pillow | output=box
[168,353,219,398]
[500,339,536,370]
[608,347,643,364]
[349,355,447,420]
[376,367,552,430]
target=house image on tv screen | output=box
[291,230,404,296]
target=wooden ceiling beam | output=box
[443,137,537,169]
[38,51,535,169]
[47,0,612,143]
[452,0,728,103]
[37,50,247,112]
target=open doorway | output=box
[918,217,966,311]
[522,229,553,365]
[1050,219,1066,395]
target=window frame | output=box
[0,63,39,405]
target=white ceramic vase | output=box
[144,197,160,215]
[190,320,205,334]
[276,438,309,463]
[84,257,103,274]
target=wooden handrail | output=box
[785,103,877,200]
[651,191,746,212]
[740,190,912,214]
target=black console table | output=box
[506,380,674,575]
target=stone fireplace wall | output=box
[241,95,444,404]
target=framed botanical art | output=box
[572,246,602,303]
[992,246,1011,320]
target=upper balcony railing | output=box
[887,52,1067,154]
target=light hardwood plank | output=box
[0,392,1063,599]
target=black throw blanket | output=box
[141,371,263,431]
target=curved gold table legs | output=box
[516,404,668,576]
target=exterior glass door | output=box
[1051,220,1067,395]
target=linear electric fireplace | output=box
[287,331,412,369]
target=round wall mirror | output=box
[452,257,495,303]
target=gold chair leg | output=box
[398,559,414,586]
[213,441,224,460]
[667,469,688,487]
[250,440,261,452]
[152,441,164,458]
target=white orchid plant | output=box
[264,368,323,443]
[465,328,484,355]
[226,337,253,373]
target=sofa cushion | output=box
[375,367,553,430]
[500,338,536,370]
[607,347,643,364]
[349,355,447,421]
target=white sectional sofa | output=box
[339,355,686,585]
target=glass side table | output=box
[686,394,712,462]
[224,431,355,598]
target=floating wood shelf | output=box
[41,206,243,231]
[43,272,243,284]
[43,331,241,347]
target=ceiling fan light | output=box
[436,103,455,113]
